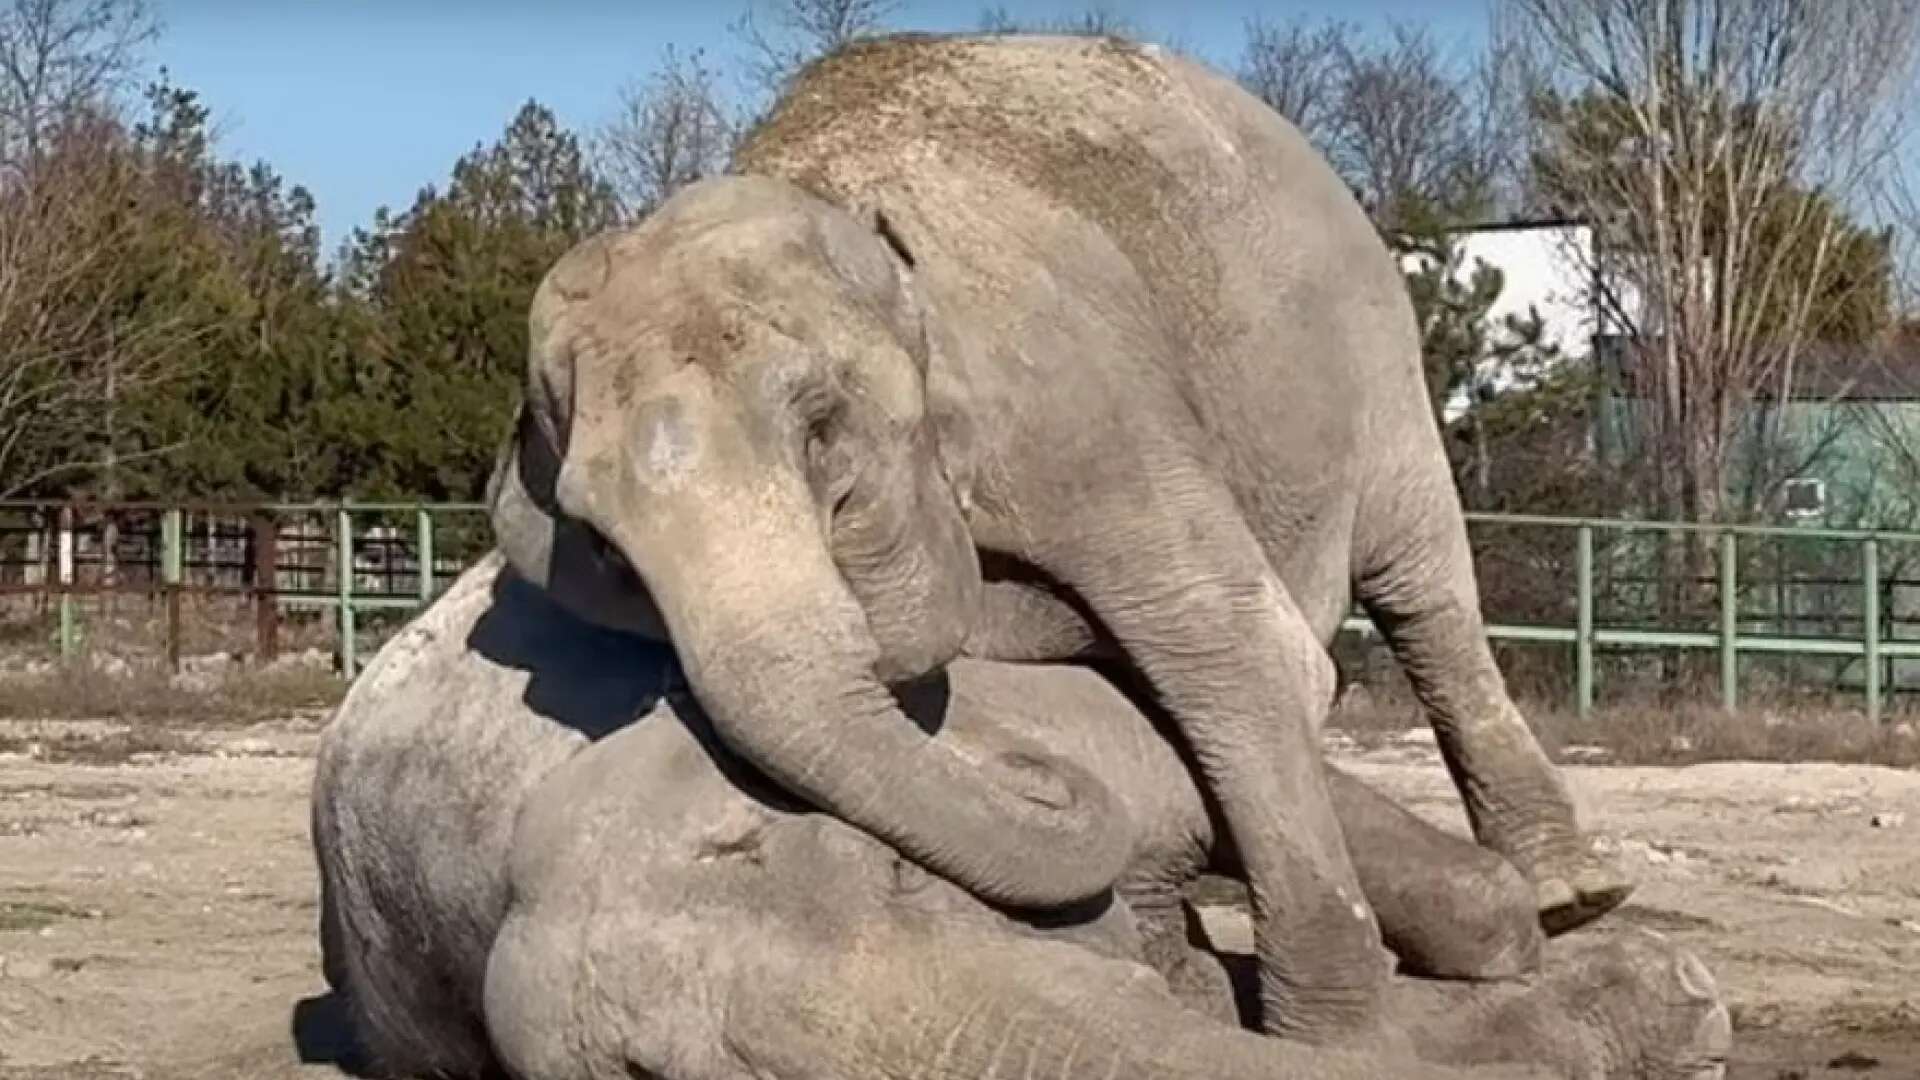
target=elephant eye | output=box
[804,416,832,471]
[803,412,859,515]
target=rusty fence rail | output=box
[0,500,489,679]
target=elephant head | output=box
[488,175,1129,908]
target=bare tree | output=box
[0,0,189,500]
[0,110,195,496]
[730,0,897,101]
[1236,16,1355,152]
[1505,0,1920,525]
[1330,24,1501,227]
[1237,18,1515,227]
[976,5,1018,33]
[1024,5,1139,38]
[1889,129,1920,322]
[0,0,156,173]
[975,5,1204,57]
[598,46,736,219]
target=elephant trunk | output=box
[560,414,1131,909]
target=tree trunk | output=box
[101,342,119,587]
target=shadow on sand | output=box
[291,990,375,1076]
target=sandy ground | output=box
[1,717,1917,1079]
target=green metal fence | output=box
[14,499,1920,717]
[267,502,490,680]
[1339,512,1920,721]
[297,505,1920,716]
[14,500,490,680]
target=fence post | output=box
[1576,525,1593,719]
[161,509,183,583]
[252,512,280,663]
[1864,538,1881,722]
[337,507,357,680]
[1720,531,1738,712]
[56,506,74,661]
[416,507,435,606]
[161,508,183,673]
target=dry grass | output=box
[0,898,93,933]
[0,724,203,766]
[0,591,344,673]
[1329,688,1920,769]
[0,664,342,729]
[1533,700,1920,769]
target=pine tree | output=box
[339,101,619,502]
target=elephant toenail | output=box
[998,753,1073,810]
[1695,1002,1732,1055]
[1675,953,1719,1002]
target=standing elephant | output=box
[488,32,1628,1040]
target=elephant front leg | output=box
[1325,766,1543,979]
[1047,485,1393,1043]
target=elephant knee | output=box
[485,916,578,1079]
[1385,856,1542,980]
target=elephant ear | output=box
[487,403,563,583]
[865,204,982,517]
[921,305,982,517]
[488,401,671,639]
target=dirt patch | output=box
[1329,737,1920,1080]
[1,716,1917,1077]
[0,720,334,1080]
[0,664,342,728]
[0,724,202,766]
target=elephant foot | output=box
[1525,847,1636,938]
[1385,929,1732,1080]
[1473,807,1635,937]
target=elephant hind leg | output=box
[1353,473,1631,936]
[1187,766,1543,983]
[314,821,499,1079]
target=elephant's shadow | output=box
[468,566,960,808]
[290,991,374,1074]
[460,569,1123,931]
[471,568,683,741]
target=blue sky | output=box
[151,1,1492,253]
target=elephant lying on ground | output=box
[312,557,1728,1080]
[488,31,1628,1038]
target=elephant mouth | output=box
[586,527,645,591]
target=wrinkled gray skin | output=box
[313,557,1728,1080]
[489,32,1627,1039]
